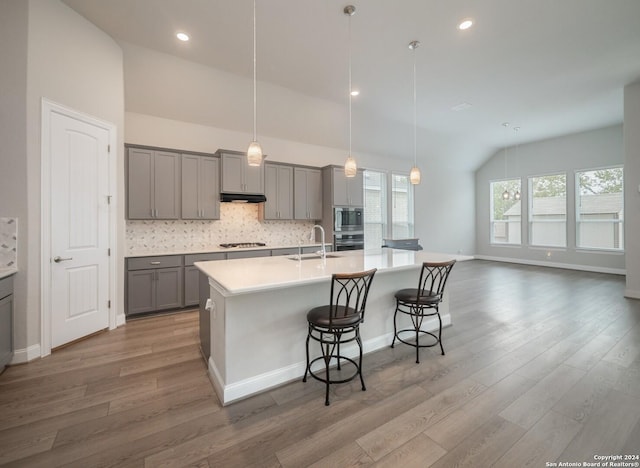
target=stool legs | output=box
[391,300,445,363]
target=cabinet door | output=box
[127,270,156,315]
[277,165,294,219]
[306,169,323,219]
[156,267,183,310]
[200,157,220,219]
[349,170,364,206]
[184,265,200,307]
[221,153,244,193]
[0,294,12,368]
[244,163,264,194]
[294,168,308,219]
[127,148,154,219]
[153,151,181,219]
[332,167,350,206]
[263,163,279,219]
[181,154,200,219]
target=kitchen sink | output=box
[288,254,341,261]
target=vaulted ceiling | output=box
[62,0,640,170]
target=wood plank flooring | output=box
[1,260,639,467]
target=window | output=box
[391,173,414,239]
[490,179,521,244]
[529,173,566,247]
[363,170,387,249]
[576,167,624,250]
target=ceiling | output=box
[62,0,640,171]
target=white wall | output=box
[9,0,125,357]
[624,81,640,297]
[475,125,625,273]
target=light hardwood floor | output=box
[1,260,639,467]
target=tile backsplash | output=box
[126,203,317,254]
[0,218,18,268]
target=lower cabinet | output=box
[0,275,14,370]
[126,256,183,316]
[184,252,225,307]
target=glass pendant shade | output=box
[502,189,510,200]
[514,190,521,200]
[344,155,357,177]
[247,141,263,166]
[410,166,421,185]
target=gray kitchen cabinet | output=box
[182,154,220,220]
[264,163,293,220]
[219,150,264,194]
[226,249,271,260]
[294,167,322,220]
[0,275,14,370]
[126,255,183,316]
[184,252,225,307]
[330,166,364,207]
[127,147,181,219]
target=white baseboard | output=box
[474,255,626,275]
[11,344,41,364]
[209,314,451,406]
[116,313,126,327]
[624,289,640,299]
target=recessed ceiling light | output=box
[176,32,190,42]
[350,90,360,96]
[458,19,473,30]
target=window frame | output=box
[489,177,522,245]
[575,165,624,252]
[528,172,567,248]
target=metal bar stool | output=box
[303,268,377,405]
[391,260,456,363]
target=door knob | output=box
[53,256,73,263]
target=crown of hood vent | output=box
[220,193,267,203]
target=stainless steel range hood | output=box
[220,193,267,203]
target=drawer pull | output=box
[150,261,161,265]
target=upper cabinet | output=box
[219,151,264,194]
[264,163,294,220]
[182,154,220,220]
[294,167,322,220]
[127,147,181,219]
[327,166,364,207]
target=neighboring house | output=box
[495,193,623,248]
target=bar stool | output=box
[392,260,456,363]
[303,268,377,406]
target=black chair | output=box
[303,268,377,405]
[391,260,456,363]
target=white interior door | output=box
[49,110,110,348]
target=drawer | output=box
[271,248,298,256]
[0,276,13,300]
[127,255,183,271]
[226,249,271,260]
[185,252,226,266]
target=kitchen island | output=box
[195,248,472,405]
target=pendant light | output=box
[513,126,521,200]
[247,0,263,166]
[502,122,510,200]
[343,5,357,178]
[409,40,421,185]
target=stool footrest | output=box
[305,355,361,385]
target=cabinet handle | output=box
[150,261,161,265]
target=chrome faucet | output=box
[310,225,326,260]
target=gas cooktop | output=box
[219,242,267,249]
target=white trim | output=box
[210,315,451,406]
[11,344,41,364]
[116,313,126,327]
[474,254,626,276]
[624,289,640,299]
[40,99,118,358]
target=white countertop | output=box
[126,243,331,258]
[0,268,17,280]
[195,248,473,295]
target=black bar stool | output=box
[303,268,377,405]
[391,260,456,363]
